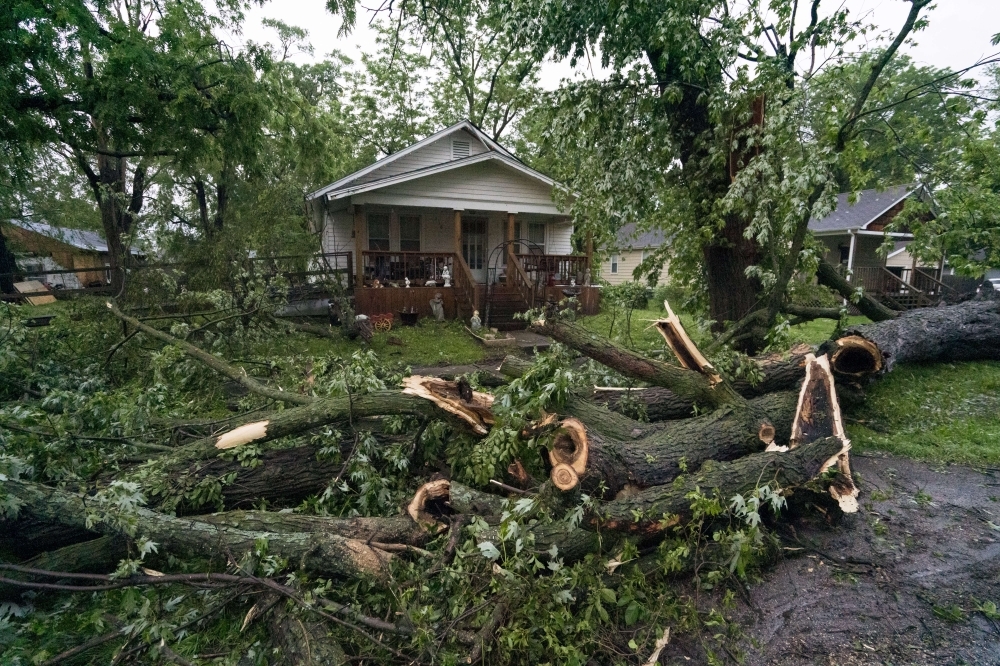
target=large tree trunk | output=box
[704,214,764,350]
[549,392,798,497]
[3,480,396,580]
[0,223,18,293]
[824,297,1000,378]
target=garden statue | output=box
[442,265,451,288]
[570,278,577,287]
[429,292,445,321]
[583,268,592,286]
[405,277,410,288]
[470,310,482,331]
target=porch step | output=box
[485,286,530,331]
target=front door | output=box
[462,217,487,283]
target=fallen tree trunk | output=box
[529,317,744,409]
[597,435,845,532]
[824,297,1000,378]
[546,392,798,496]
[408,436,845,559]
[3,480,396,580]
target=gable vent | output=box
[452,139,471,159]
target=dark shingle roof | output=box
[615,223,668,249]
[9,220,142,255]
[808,184,913,233]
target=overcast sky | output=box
[236,0,1000,88]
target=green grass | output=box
[847,361,1000,466]
[575,303,869,351]
[577,306,712,353]
[274,318,488,367]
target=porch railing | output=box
[360,251,454,286]
[507,254,538,309]
[848,266,934,308]
[516,254,588,285]
[453,253,478,314]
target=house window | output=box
[367,213,390,251]
[515,222,545,254]
[839,245,850,264]
[462,218,487,269]
[610,254,619,274]
[641,250,650,263]
[452,140,470,159]
[399,215,420,252]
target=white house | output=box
[306,121,597,324]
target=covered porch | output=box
[344,205,598,322]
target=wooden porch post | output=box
[454,210,462,255]
[506,213,516,269]
[585,230,594,276]
[846,230,857,279]
[354,205,364,287]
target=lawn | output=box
[272,317,488,367]
[846,360,1000,467]
[575,302,869,350]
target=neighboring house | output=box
[808,184,954,308]
[4,220,142,290]
[599,223,670,286]
[306,120,596,325]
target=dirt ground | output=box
[673,453,1000,665]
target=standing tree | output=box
[490,0,940,351]
[1,0,270,292]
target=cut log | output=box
[545,392,797,497]
[825,298,1000,377]
[3,479,394,580]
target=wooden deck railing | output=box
[453,253,478,314]
[516,254,588,285]
[849,266,933,308]
[507,255,538,309]
[360,251,454,286]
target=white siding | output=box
[370,161,558,212]
[321,210,354,254]
[599,250,669,286]
[353,129,488,186]
[546,221,573,255]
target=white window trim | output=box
[610,254,619,274]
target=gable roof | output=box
[614,223,668,250]
[306,120,560,202]
[808,184,915,234]
[8,220,142,255]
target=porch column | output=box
[353,205,364,286]
[506,213,516,269]
[846,230,857,279]
[453,210,462,255]
[585,230,594,277]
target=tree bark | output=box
[596,435,844,532]
[3,479,396,580]
[549,392,798,497]
[824,297,1000,377]
[529,318,744,409]
[816,259,898,322]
